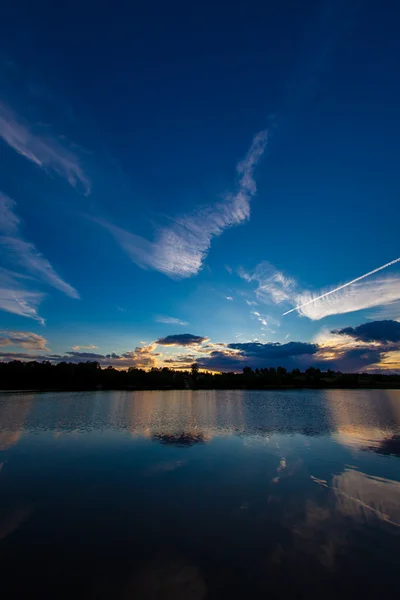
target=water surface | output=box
[0,389,399,598]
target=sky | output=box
[1,0,400,373]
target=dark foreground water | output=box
[0,389,399,599]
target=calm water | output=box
[0,389,399,599]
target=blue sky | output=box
[1,0,400,372]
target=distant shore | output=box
[1,359,400,393]
[2,383,400,393]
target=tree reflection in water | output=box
[151,431,210,447]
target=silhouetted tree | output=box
[0,359,398,391]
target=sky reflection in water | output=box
[0,389,399,599]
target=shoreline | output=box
[1,384,400,394]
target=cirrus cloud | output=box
[0,101,90,194]
[155,316,189,326]
[0,194,79,303]
[96,130,267,279]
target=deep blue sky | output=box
[1,0,400,372]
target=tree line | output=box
[0,360,400,391]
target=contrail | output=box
[283,256,400,316]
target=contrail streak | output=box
[283,256,400,316]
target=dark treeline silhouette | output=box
[1,360,400,391]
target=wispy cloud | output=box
[284,256,400,316]
[239,261,295,304]
[156,316,189,326]
[0,268,45,324]
[243,257,400,323]
[251,310,268,327]
[0,101,90,194]
[0,193,79,300]
[225,296,233,301]
[293,276,400,321]
[97,130,267,278]
[246,299,258,306]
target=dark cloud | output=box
[197,341,319,372]
[155,334,207,346]
[313,347,384,373]
[228,341,318,358]
[197,351,246,372]
[66,351,106,359]
[164,354,196,364]
[333,320,400,344]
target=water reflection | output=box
[369,434,400,457]
[151,431,210,447]
[0,389,399,598]
[325,389,400,450]
[0,393,33,449]
[333,469,400,528]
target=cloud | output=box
[284,256,400,316]
[333,320,400,344]
[312,324,400,373]
[72,344,98,351]
[1,324,400,373]
[239,261,295,304]
[228,341,318,359]
[246,299,258,306]
[155,334,208,346]
[293,276,400,321]
[1,236,79,299]
[0,193,20,234]
[0,342,160,369]
[197,340,318,371]
[66,351,105,360]
[97,130,267,278]
[0,330,48,350]
[242,258,400,323]
[0,101,90,194]
[250,309,279,328]
[225,296,233,301]
[0,268,45,324]
[156,316,189,326]
[0,194,79,300]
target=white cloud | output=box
[0,194,79,300]
[0,101,90,194]
[0,268,45,324]
[97,130,267,279]
[72,344,98,351]
[239,261,295,304]
[226,296,233,301]
[284,256,400,316]
[0,192,20,234]
[295,276,400,321]
[156,316,189,326]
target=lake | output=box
[0,389,399,599]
